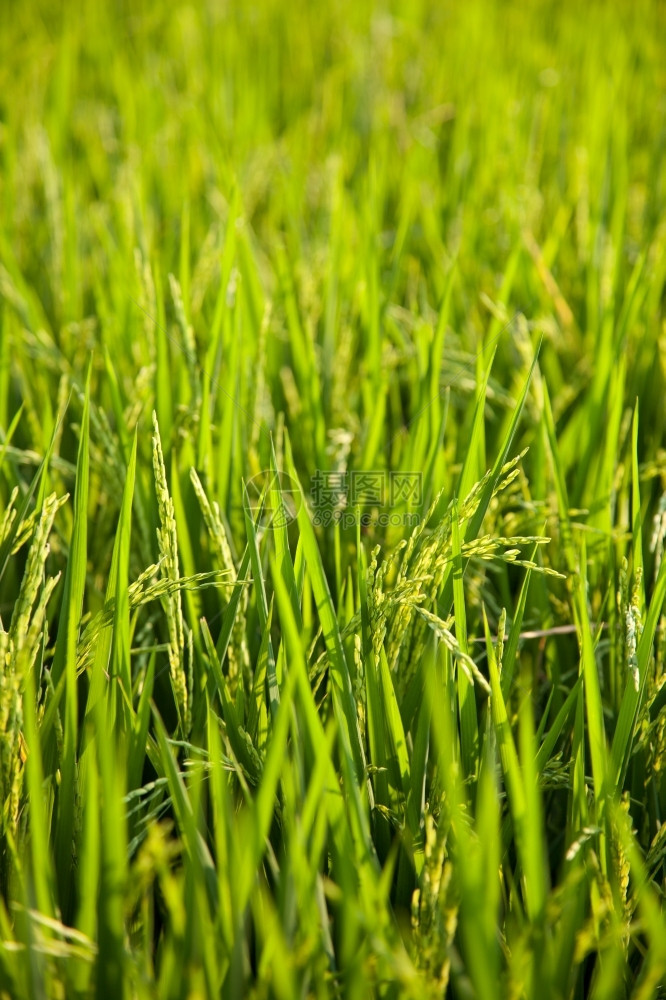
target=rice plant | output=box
[1,0,666,996]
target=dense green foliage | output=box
[1,0,666,996]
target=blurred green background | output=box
[2,2,666,997]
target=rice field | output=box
[1,0,666,996]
